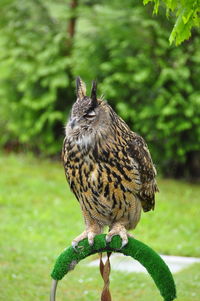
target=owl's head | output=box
[66,77,113,143]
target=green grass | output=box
[0,153,200,300]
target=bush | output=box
[0,0,199,177]
[0,0,72,154]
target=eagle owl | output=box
[62,77,158,248]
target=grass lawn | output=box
[0,153,200,300]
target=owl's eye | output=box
[84,110,96,119]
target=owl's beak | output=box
[69,118,76,129]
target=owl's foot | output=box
[106,223,132,248]
[72,231,88,250]
[72,225,102,250]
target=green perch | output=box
[50,234,176,301]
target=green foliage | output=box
[0,0,199,176]
[73,1,200,176]
[143,0,200,45]
[0,0,72,154]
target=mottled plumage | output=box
[63,77,158,248]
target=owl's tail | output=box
[99,252,112,301]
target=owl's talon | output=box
[72,241,79,251]
[88,231,98,246]
[71,230,88,251]
[106,224,129,248]
[105,235,112,243]
[88,236,94,246]
[72,228,101,250]
[121,238,128,248]
[106,235,128,248]
[88,239,94,246]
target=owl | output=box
[62,77,158,248]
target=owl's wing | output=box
[61,137,67,161]
[128,134,159,212]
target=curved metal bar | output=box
[50,279,58,301]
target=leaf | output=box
[143,0,200,45]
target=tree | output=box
[143,0,200,44]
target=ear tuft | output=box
[90,80,97,106]
[76,77,86,99]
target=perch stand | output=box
[50,234,176,301]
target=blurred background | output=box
[0,1,200,300]
[0,0,199,179]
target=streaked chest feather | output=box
[63,139,141,203]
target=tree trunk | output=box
[186,151,200,181]
[67,0,79,52]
